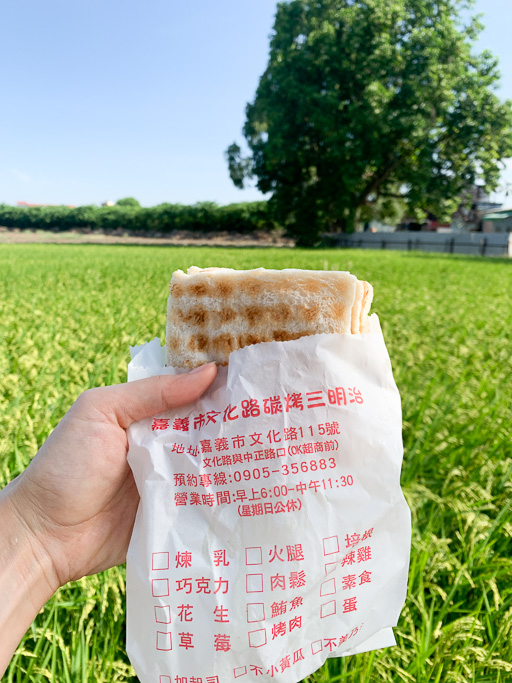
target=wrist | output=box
[0,477,59,675]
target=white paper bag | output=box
[126,316,411,683]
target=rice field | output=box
[0,244,511,682]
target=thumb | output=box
[77,363,218,429]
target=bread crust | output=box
[166,267,373,367]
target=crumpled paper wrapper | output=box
[126,316,411,683]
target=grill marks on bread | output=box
[166,267,373,367]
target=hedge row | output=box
[0,201,277,234]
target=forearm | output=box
[0,479,58,676]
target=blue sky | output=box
[1,0,511,208]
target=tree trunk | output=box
[338,210,356,234]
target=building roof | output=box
[482,208,512,221]
[17,201,76,208]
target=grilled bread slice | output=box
[166,267,373,368]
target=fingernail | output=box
[189,362,216,375]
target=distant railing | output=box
[325,231,512,257]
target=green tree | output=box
[115,197,141,208]
[227,0,512,245]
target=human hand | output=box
[0,363,217,673]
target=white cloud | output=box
[10,169,31,183]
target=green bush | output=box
[0,201,277,234]
[115,197,141,208]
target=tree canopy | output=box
[115,197,141,208]
[227,0,512,244]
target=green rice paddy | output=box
[0,244,511,682]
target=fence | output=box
[326,231,512,257]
